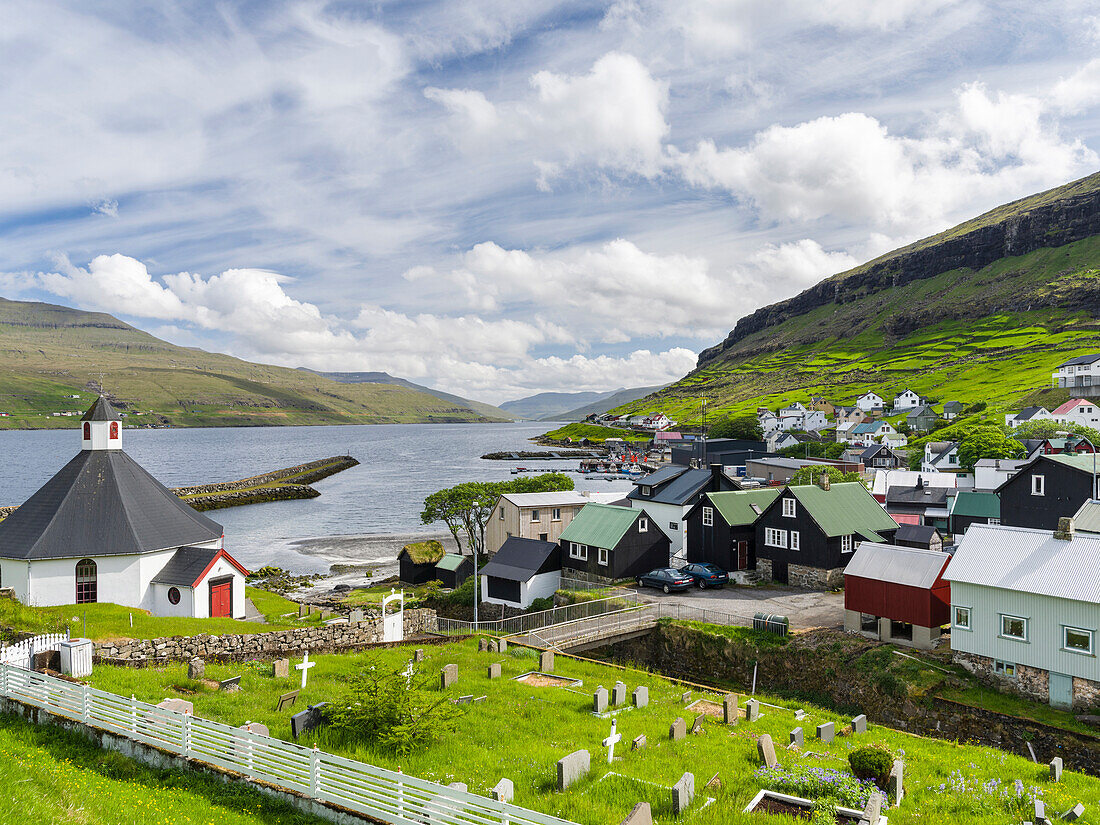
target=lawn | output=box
[84,637,1100,824]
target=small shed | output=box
[893,523,943,553]
[843,543,951,650]
[480,537,561,608]
[433,553,473,589]
[398,540,446,585]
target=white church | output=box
[0,397,248,618]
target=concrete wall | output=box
[843,609,940,650]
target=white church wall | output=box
[150,583,195,618]
[0,559,30,602]
[194,556,247,619]
[27,554,145,608]
[136,549,185,611]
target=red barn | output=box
[843,543,951,650]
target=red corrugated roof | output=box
[891,513,922,525]
[1053,399,1090,415]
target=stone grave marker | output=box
[723,694,738,724]
[1033,799,1045,823]
[632,686,648,708]
[862,790,883,825]
[669,717,686,741]
[794,708,806,720]
[298,603,309,618]
[612,681,627,706]
[671,772,694,815]
[33,650,60,672]
[273,658,290,679]
[275,689,299,712]
[1063,803,1085,821]
[602,720,622,763]
[498,638,508,653]
[704,773,720,789]
[557,749,590,790]
[239,721,270,737]
[349,609,364,622]
[681,691,691,704]
[540,650,555,672]
[789,727,803,748]
[479,638,490,652]
[887,760,903,807]
[745,699,760,722]
[456,695,474,704]
[631,734,646,751]
[488,639,499,654]
[492,778,513,803]
[816,721,834,743]
[593,686,609,714]
[1051,756,1063,782]
[757,733,778,769]
[156,698,193,715]
[488,663,501,679]
[319,608,333,620]
[852,713,868,734]
[441,663,458,689]
[219,676,242,691]
[690,714,704,735]
[187,657,205,680]
[290,703,329,740]
[619,802,652,825]
[414,648,425,662]
[448,782,467,793]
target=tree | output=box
[708,414,763,441]
[505,472,575,494]
[1013,419,1100,445]
[957,430,1026,469]
[778,441,846,460]
[788,465,862,486]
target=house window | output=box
[840,534,853,553]
[1032,475,1045,496]
[994,659,1017,678]
[499,508,504,520]
[1000,614,1028,641]
[669,522,678,530]
[782,498,796,518]
[702,507,714,527]
[764,528,787,548]
[75,558,97,604]
[953,606,971,630]
[539,533,548,541]
[598,547,609,566]
[789,531,800,551]
[167,587,181,606]
[569,542,588,561]
[638,518,648,533]
[1064,626,1094,655]
[552,508,561,521]
[988,517,1001,525]
[531,509,540,522]
[641,486,652,496]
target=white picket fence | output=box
[0,631,69,670]
[0,661,578,825]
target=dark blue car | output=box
[679,562,730,589]
[636,567,694,593]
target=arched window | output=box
[109,421,119,439]
[76,558,97,604]
[83,422,90,440]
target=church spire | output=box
[80,397,122,451]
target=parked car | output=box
[678,562,729,589]
[636,567,694,594]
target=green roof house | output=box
[685,489,781,574]
[559,503,670,580]
[949,491,1001,535]
[433,552,473,589]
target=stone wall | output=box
[955,651,1100,711]
[173,456,358,496]
[755,559,842,589]
[93,608,436,665]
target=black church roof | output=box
[81,397,121,421]
[150,545,222,587]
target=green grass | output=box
[84,638,1100,824]
[667,619,790,648]
[0,711,331,825]
[540,422,653,443]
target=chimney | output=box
[710,463,724,488]
[818,472,831,491]
[1054,517,1075,541]
[916,474,925,489]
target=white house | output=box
[0,398,246,618]
[802,410,829,432]
[855,392,885,412]
[973,458,1028,491]
[643,413,675,431]
[1004,406,1053,428]
[767,431,799,452]
[779,402,807,416]
[922,441,961,473]
[1052,398,1100,428]
[479,536,561,609]
[845,420,896,447]
[1052,354,1100,391]
[892,389,923,410]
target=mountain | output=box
[300,370,512,421]
[612,171,1100,426]
[0,297,494,428]
[554,385,668,420]
[500,385,665,421]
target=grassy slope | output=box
[617,235,1100,425]
[0,297,490,429]
[539,422,653,442]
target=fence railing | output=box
[0,631,70,670]
[433,592,644,636]
[0,661,578,825]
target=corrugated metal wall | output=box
[845,576,950,627]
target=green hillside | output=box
[616,172,1100,424]
[0,297,491,429]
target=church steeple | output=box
[80,397,122,451]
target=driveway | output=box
[629,585,845,630]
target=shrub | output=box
[527,597,554,612]
[810,801,838,825]
[848,744,895,785]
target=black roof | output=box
[628,467,736,505]
[0,450,223,560]
[634,465,688,488]
[150,545,221,587]
[885,484,949,506]
[894,523,940,543]
[1060,354,1100,367]
[481,537,560,582]
[81,397,121,421]
[1012,406,1047,421]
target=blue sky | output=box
[3,1,1100,403]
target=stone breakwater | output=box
[93,607,436,665]
[175,455,359,512]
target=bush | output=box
[848,744,895,785]
[527,597,554,612]
[810,801,838,825]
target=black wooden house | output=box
[997,454,1098,531]
[558,503,670,580]
[684,488,781,572]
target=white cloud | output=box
[1051,58,1100,114]
[92,199,119,218]
[42,254,188,320]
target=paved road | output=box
[631,585,845,630]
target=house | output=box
[684,488,781,575]
[754,475,899,588]
[0,398,246,618]
[1072,500,1100,534]
[949,491,1001,534]
[1053,398,1100,428]
[906,405,940,433]
[487,491,622,554]
[843,543,951,650]
[1052,353,1100,391]
[945,521,1100,709]
[942,401,964,420]
[996,453,1099,531]
[627,465,739,553]
[972,457,1026,490]
[855,392,885,412]
[758,411,779,431]
[846,420,896,447]
[882,432,908,448]
[870,469,958,502]
[1004,406,1053,428]
[479,537,560,609]
[643,413,676,431]
[768,431,799,452]
[834,406,867,427]
[921,441,960,473]
[886,478,951,530]
[801,410,829,432]
[398,539,448,585]
[779,402,807,416]
[892,389,923,411]
[809,398,835,414]
[559,503,670,580]
[859,444,905,470]
[893,523,943,552]
[433,553,473,589]
[669,438,768,468]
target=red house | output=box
[843,543,951,650]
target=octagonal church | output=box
[0,398,247,618]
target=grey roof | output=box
[633,465,688,488]
[844,542,950,588]
[1011,406,1047,421]
[886,484,949,506]
[926,442,959,464]
[481,537,560,582]
[0,450,223,560]
[628,467,734,505]
[907,404,937,418]
[81,397,121,421]
[150,545,221,587]
[1059,354,1100,367]
[945,523,1100,603]
[894,523,940,544]
[1072,500,1100,534]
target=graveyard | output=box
[83,636,1100,824]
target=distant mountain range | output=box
[299,370,511,421]
[500,385,667,421]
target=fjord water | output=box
[0,423,632,575]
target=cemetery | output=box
[79,635,1100,824]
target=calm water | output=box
[0,423,633,574]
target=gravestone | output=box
[852,713,868,734]
[794,709,806,720]
[669,717,686,741]
[441,664,458,689]
[298,603,309,618]
[219,676,242,691]
[488,640,499,654]
[745,699,760,722]
[816,721,834,743]
[497,638,508,653]
[632,686,648,708]
[887,760,904,807]
[239,721,269,737]
[539,650,555,672]
[723,694,738,724]
[1063,803,1086,821]
[414,648,425,662]
[455,695,473,704]
[757,733,778,769]
[479,638,490,652]
[273,658,290,679]
[319,608,333,620]
[275,689,299,711]
[1051,756,1063,782]
[690,714,704,735]
[1033,799,1045,823]
[594,686,609,713]
[290,703,329,740]
[705,773,721,789]
[32,650,60,672]
[488,663,501,679]
[156,698,193,715]
[681,691,691,704]
[349,609,364,622]
[556,749,590,790]
[789,727,803,748]
[492,778,513,803]
[448,782,467,793]
[861,790,883,825]
[631,734,646,751]
[612,681,627,706]
[187,657,205,680]
[619,802,652,825]
[671,772,694,815]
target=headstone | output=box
[239,721,269,737]
[671,772,694,815]
[631,734,646,751]
[448,782,467,793]
[456,695,474,704]
[705,772,721,789]
[155,698,193,715]
[602,720,622,763]
[817,722,834,743]
[273,658,290,679]
[632,686,648,708]
[32,650,60,672]
[612,681,627,706]
[681,691,691,704]
[757,733,778,769]
[794,709,806,720]
[497,638,508,653]
[441,663,458,689]
[619,802,652,825]
[594,686,609,714]
[745,699,760,722]
[861,790,883,825]
[219,676,242,691]
[1063,803,1086,821]
[488,639,499,654]
[187,657,205,680]
[479,638,490,652]
[690,713,704,735]
[1050,756,1063,782]
[488,663,501,679]
[887,760,904,807]
[556,749,590,790]
[290,702,329,740]
[789,727,803,748]
[852,713,868,734]
[669,717,686,741]
[492,778,513,803]
[723,694,738,724]
[414,648,425,662]
[349,609,364,622]
[1033,799,1045,823]
[275,689,299,711]
[298,603,309,618]
[319,608,333,620]
[540,650,555,672]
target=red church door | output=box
[210,581,232,618]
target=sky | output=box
[3,1,1100,404]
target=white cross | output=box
[296,651,316,689]
[602,720,622,764]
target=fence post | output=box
[1,662,6,698]
[244,723,254,779]
[397,767,405,818]
[182,712,191,758]
[310,745,321,797]
[130,694,137,735]
[81,683,89,723]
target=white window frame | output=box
[598,547,609,566]
[988,517,1000,525]
[1000,614,1028,642]
[531,509,540,522]
[765,527,788,548]
[569,542,588,561]
[782,498,796,518]
[1032,475,1045,496]
[638,517,648,533]
[994,659,1017,678]
[702,506,714,527]
[789,530,800,551]
[641,486,652,496]
[1064,626,1094,655]
[552,507,562,521]
[953,606,971,631]
[840,534,853,553]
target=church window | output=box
[109,421,119,439]
[75,559,97,604]
[83,422,90,440]
[168,587,181,605]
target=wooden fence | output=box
[0,631,70,670]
